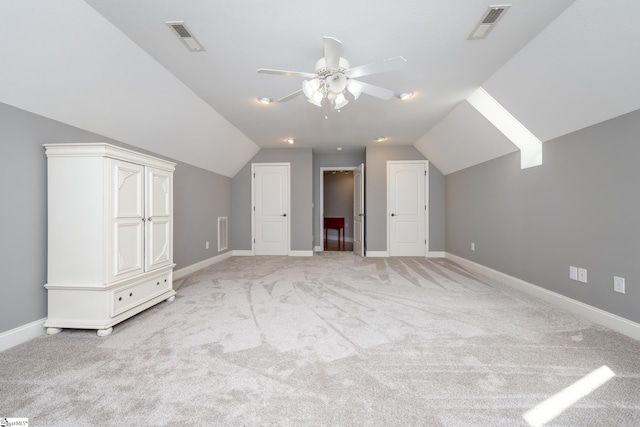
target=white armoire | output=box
[43,143,176,336]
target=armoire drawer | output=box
[111,274,172,317]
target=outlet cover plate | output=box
[578,268,587,283]
[614,276,625,294]
[569,266,578,281]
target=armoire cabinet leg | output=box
[97,327,113,337]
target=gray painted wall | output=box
[173,164,231,268]
[0,103,231,334]
[231,148,314,251]
[429,164,446,252]
[365,146,445,252]
[313,151,365,248]
[446,108,640,324]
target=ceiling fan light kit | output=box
[258,36,407,110]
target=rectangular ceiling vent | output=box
[165,21,206,52]
[468,5,511,40]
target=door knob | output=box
[391,213,396,216]
[281,213,287,217]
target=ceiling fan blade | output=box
[348,56,407,79]
[323,36,342,69]
[257,68,318,79]
[277,89,303,102]
[356,81,396,100]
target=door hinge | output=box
[253,173,255,178]
[424,171,427,176]
[253,238,255,243]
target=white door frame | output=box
[319,166,356,252]
[251,162,291,256]
[353,163,365,257]
[386,160,429,256]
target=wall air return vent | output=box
[166,21,206,51]
[467,5,511,40]
[218,217,228,252]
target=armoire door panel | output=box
[113,221,144,278]
[114,161,144,218]
[111,160,145,280]
[145,167,172,270]
[147,167,171,217]
[146,217,171,270]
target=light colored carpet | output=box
[2,254,640,426]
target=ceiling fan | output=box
[257,36,407,110]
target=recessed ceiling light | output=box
[374,137,386,142]
[257,97,272,104]
[336,147,343,152]
[397,92,414,101]
[286,138,295,144]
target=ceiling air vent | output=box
[166,21,206,51]
[467,5,511,40]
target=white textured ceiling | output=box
[1,0,638,176]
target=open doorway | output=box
[320,167,354,252]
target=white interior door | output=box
[353,163,365,256]
[111,159,145,280]
[253,163,289,255]
[388,161,427,256]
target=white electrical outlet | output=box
[471,242,475,251]
[614,276,626,294]
[578,268,587,283]
[206,241,210,249]
[569,266,578,281]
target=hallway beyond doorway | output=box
[324,239,354,252]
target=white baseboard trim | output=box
[174,252,233,280]
[232,250,254,256]
[367,251,389,258]
[230,250,313,257]
[0,318,47,352]
[314,246,323,252]
[446,252,640,341]
[290,250,313,257]
[427,251,446,258]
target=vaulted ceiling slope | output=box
[416,0,640,175]
[1,1,639,177]
[0,1,259,177]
